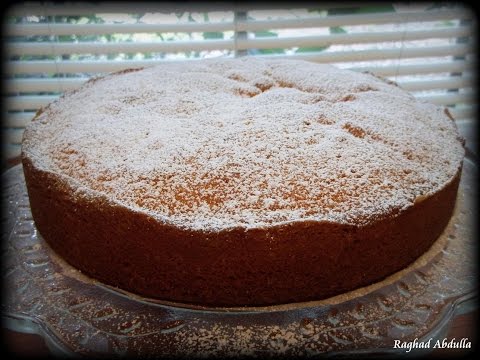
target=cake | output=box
[21,58,465,307]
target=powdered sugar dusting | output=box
[22,58,464,231]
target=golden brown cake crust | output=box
[21,58,465,306]
[23,156,461,306]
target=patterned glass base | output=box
[1,157,477,357]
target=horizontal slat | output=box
[7,38,235,56]
[7,2,197,15]
[6,74,474,95]
[416,92,475,106]
[5,95,58,111]
[238,9,472,32]
[6,59,165,74]
[450,106,476,120]
[6,26,472,56]
[5,11,472,36]
[4,60,475,79]
[240,27,472,51]
[262,44,472,63]
[7,2,378,16]
[3,128,25,145]
[6,22,236,36]
[397,76,473,92]
[7,8,471,32]
[456,119,477,155]
[456,119,475,130]
[3,112,36,127]
[4,78,86,93]
[351,60,474,77]
[3,145,21,161]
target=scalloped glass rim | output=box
[1,155,477,357]
[2,290,477,357]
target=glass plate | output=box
[1,157,477,357]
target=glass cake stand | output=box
[1,157,477,358]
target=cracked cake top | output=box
[22,58,465,231]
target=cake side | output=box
[22,155,461,306]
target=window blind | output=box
[3,2,476,163]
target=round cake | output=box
[21,58,465,307]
